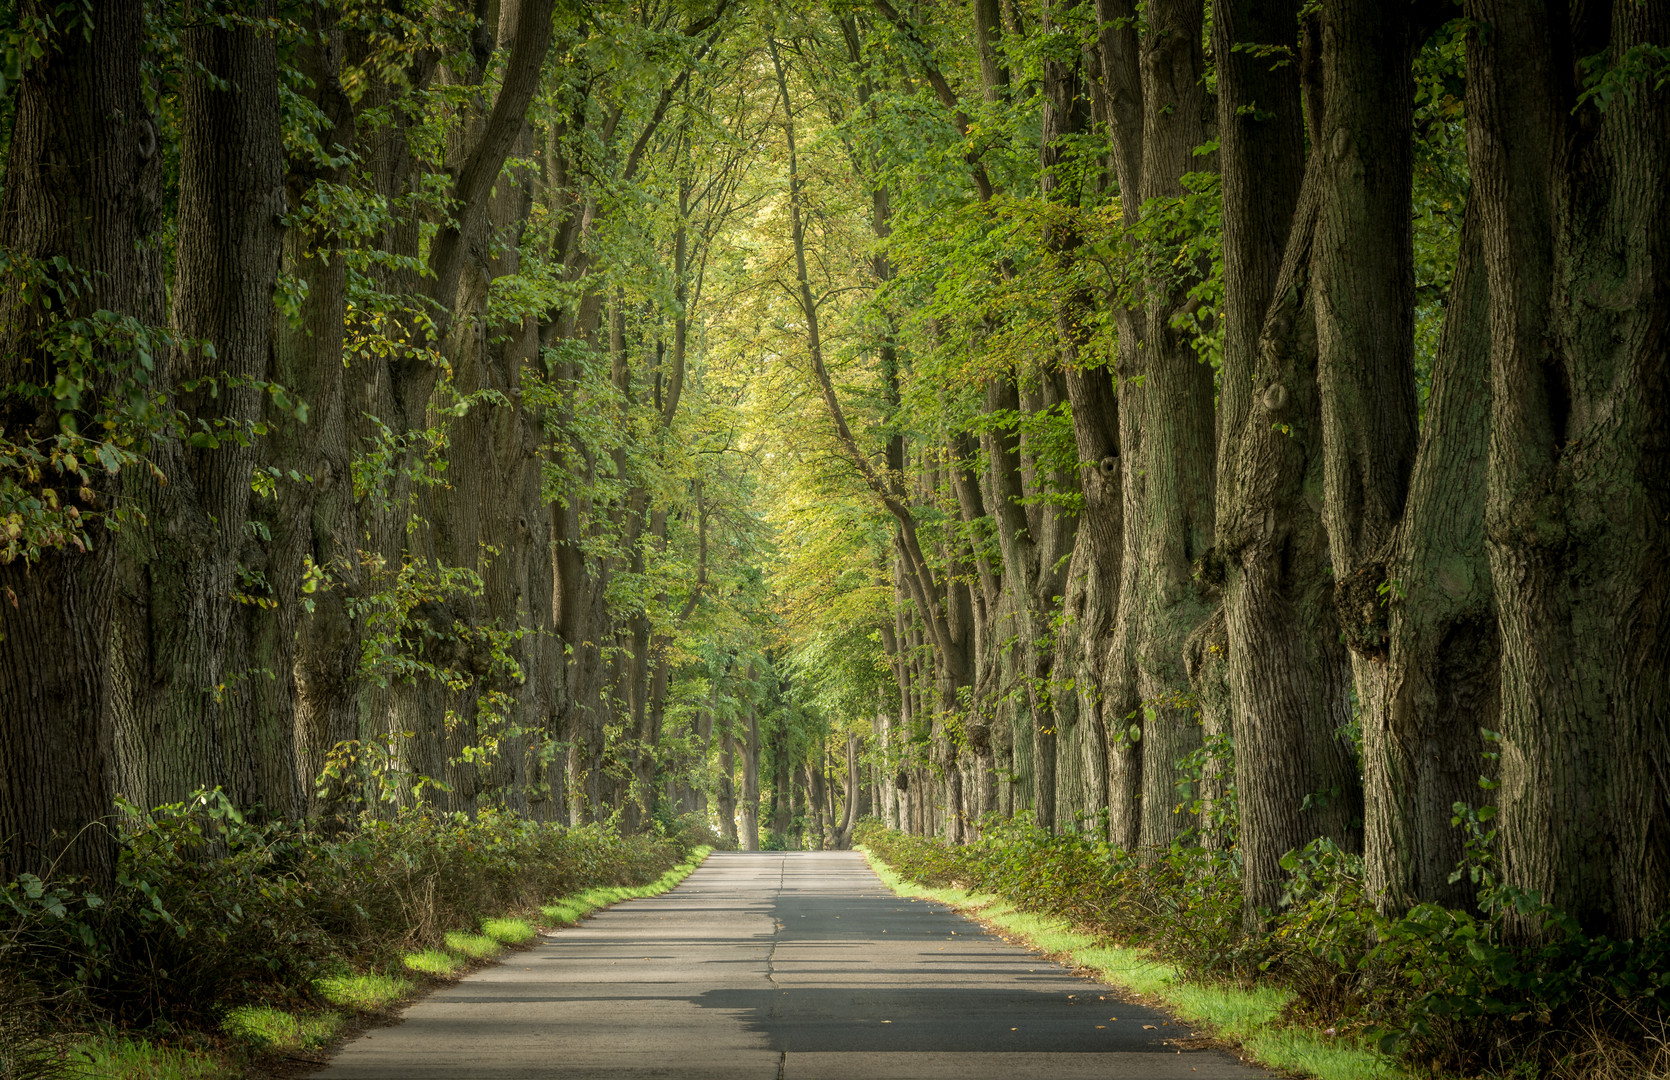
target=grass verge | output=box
[859,846,1398,1080]
[539,845,713,926]
[222,1004,345,1050]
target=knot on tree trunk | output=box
[1260,381,1291,417]
[893,770,909,791]
[1194,544,1226,590]
[1335,560,1392,663]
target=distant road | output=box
[316,851,1269,1079]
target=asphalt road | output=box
[316,851,1271,1079]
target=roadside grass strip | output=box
[221,1004,344,1050]
[402,947,466,976]
[540,845,713,926]
[442,930,506,960]
[314,972,416,1010]
[481,915,539,944]
[860,847,1397,1080]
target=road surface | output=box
[316,851,1270,1079]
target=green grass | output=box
[221,1004,344,1050]
[71,1035,229,1080]
[443,931,505,960]
[481,915,538,944]
[72,975,413,1076]
[314,972,416,1011]
[859,847,1400,1080]
[400,847,715,979]
[541,845,712,925]
[402,948,466,976]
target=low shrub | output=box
[1,792,688,1067]
[656,810,732,854]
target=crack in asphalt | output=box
[767,854,788,1074]
[766,852,785,987]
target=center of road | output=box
[317,851,1269,1079]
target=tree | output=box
[0,0,165,889]
[1464,0,1669,939]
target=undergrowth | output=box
[858,819,1670,1080]
[0,796,722,1078]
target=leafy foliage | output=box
[0,792,694,1031]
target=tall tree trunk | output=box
[1466,0,1670,939]
[1373,204,1494,911]
[114,4,286,813]
[1087,0,1150,852]
[771,716,792,839]
[262,12,360,826]
[0,0,163,887]
[834,733,861,849]
[740,667,760,851]
[717,724,738,846]
[1131,0,1217,851]
[806,751,828,849]
[1214,0,1361,923]
[1309,0,1421,904]
[1219,181,1362,924]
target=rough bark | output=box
[1128,0,1217,851]
[256,12,360,826]
[1309,0,1421,906]
[0,0,163,886]
[1203,0,1310,862]
[1084,0,1151,851]
[1373,204,1494,911]
[1465,0,1670,939]
[113,5,286,813]
[834,732,862,849]
[1220,178,1364,925]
